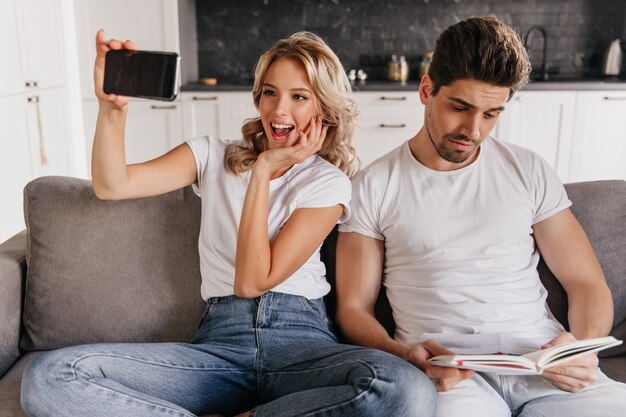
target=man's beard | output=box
[425,112,478,164]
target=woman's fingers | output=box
[96,30,135,56]
[123,40,138,51]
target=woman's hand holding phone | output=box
[94,29,137,110]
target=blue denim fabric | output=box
[21,292,435,417]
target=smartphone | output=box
[103,50,180,101]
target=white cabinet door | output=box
[354,92,422,168]
[74,0,181,99]
[569,92,626,181]
[181,93,226,140]
[225,92,258,141]
[25,88,73,178]
[495,91,576,181]
[14,0,66,90]
[83,100,183,169]
[0,0,24,96]
[0,95,33,241]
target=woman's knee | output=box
[352,350,437,416]
[21,350,67,413]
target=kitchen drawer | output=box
[354,91,423,167]
[355,91,421,119]
[181,92,228,140]
[354,118,419,168]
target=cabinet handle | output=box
[602,96,626,100]
[27,95,48,166]
[380,96,407,101]
[192,96,218,101]
[379,123,406,128]
[150,105,177,110]
[25,81,32,88]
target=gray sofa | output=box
[1,176,625,416]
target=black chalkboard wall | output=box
[196,0,626,82]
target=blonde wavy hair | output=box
[225,32,359,177]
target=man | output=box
[336,16,626,416]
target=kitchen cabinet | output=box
[181,90,420,167]
[14,0,67,91]
[76,0,197,172]
[224,92,258,140]
[0,0,66,96]
[73,0,196,98]
[181,92,258,141]
[0,89,73,241]
[102,85,626,186]
[495,91,576,181]
[24,89,73,178]
[0,96,33,241]
[353,92,423,167]
[0,0,22,97]
[83,100,184,169]
[0,0,80,242]
[569,91,626,181]
[182,93,227,140]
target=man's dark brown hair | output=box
[428,16,530,100]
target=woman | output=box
[21,31,435,417]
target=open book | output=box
[428,336,622,375]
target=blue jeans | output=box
[21,292,436,416]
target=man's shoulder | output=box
[357,142,407,180]
[487,136,537,158]
[485,137,547,172]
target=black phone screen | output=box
[103,50,180,101]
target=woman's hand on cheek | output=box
[257,116,327,177]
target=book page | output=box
[429,336,622,375]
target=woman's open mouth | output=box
[271,122,295,139]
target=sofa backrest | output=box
[21,176,205,351]
[22,177,626,358]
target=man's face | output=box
[421,77,509,166]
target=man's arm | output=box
[335,231,474,392]
[533,207,612,391]
[533,208,613,339]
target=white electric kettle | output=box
[602,38,624,77]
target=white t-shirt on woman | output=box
[186,135,351,301]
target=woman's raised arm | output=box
[91,30,196,200]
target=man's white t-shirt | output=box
[187,135,351,300]
[340,137,571,354]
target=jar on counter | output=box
[387,54,409,82]
[418,51,433,79]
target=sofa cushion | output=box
[599,356,626,383]
[0,352,39,417]
[21,176,205,351]
[0,232,26,378]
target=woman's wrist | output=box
[98,99,128,115]
[251,156,274,181]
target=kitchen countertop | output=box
[181,78,626,93]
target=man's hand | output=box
[405,339,475,392]
[541,332,599,392]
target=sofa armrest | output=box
[0,231,27,378]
